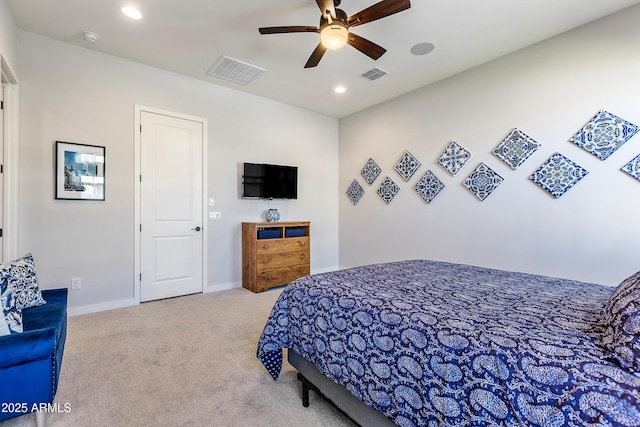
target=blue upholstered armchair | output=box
[0,288,68,426]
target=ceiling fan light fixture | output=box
[320,25,348,50]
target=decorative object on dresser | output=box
[265,208,280,222]
[242,221,310,293]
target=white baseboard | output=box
[203,266,340,294]
[205,281,242,293]
[67,267,343,316]
[312,266,341,274]
[67,298,137,317]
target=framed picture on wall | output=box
[55,141,105,200]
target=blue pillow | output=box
[0,280,22,335]
[603,271,640,372]
[0,253,47,310]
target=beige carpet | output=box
[1,288,357,427]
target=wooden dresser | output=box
[242,221,310,293]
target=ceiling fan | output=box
[258,0,411,68]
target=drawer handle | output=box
[299,254,307,260]
[262,259,272,265]
[299,241,307,247]
[299,268,307,274]
[262,244,271,250]
[262,274,271,281]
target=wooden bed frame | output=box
[288,350,395,427]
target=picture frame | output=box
[55,141,105,200]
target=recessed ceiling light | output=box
[335,86,346,94]
[121,6,142,20]
[411,42,435,56]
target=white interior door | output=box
[140,111,203,302]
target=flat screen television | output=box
[242,163,298,199]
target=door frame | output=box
[134,105,208,304]
[1,57,19,262]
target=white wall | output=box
[17,31,339,312]
[339,5,640,286]
[0,0,17,73]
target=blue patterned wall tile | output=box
[463,163,504,201]
[377,176,400,205]
[570,110,639,160]
[621,154,640,182]
[394,151,421,182]
[438,141,471,176]
[493,128,541,169]
[360,158,381,185]
[414,170,445,204]
[530,153,589,198]
[346,179,365,206]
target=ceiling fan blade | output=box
[348,0,410,28]
[304,42,328,68]
[316,0,336,19]
[259,26,318,35]
[347,32,386,60]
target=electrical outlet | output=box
[209,211,221,221]
[71,278,82,290]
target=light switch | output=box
[208,198,215,206]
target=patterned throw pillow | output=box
[602,271,640,372]
[0,280,23,336]
[0,253,47,310]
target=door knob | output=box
[191,226,201,231]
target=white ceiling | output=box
[7,0,640,118]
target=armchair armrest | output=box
[0,327,56,368]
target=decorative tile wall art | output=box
[621,154,640,182]
[493,128,541,169]
[570,110,639,160]
[346,179,365,206]
[414,170,445,204]
[463,163,504,201]
[530,152,589,198]
[377,176,400,205]
[438,141,471,176]
[394,151,421,182]
[360,158,381,185]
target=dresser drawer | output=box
[256,237,309,254]
[257,251,309,270]
[255,265,310,291]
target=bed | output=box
[257,260,640,426]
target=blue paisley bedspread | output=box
[256,260,640,426]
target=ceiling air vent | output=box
[360,67,387,82]
[207,56,265,85]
